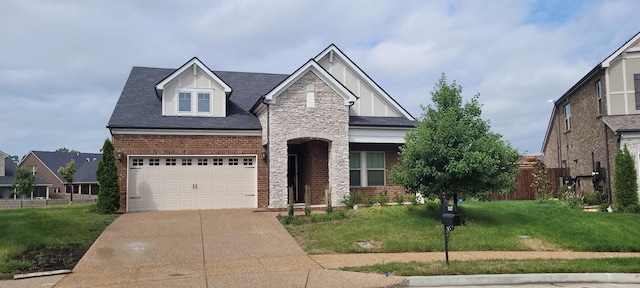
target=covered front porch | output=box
[287,138,330,205]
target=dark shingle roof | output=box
[602,115,640,132]
[32,151,102,183]
[349,116,417,128]
[0,157,17,185]
[107,67,288,130]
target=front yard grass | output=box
[342,258,640,276]
[283,201,640,254]
[0,204,118,279]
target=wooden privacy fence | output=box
[496,168,569,200]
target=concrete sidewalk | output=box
[52,209,406,288]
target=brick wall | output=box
[349,143,406,202]
[543,70,618,196]
[19,153,65,195]
[111,134,266,212]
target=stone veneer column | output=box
[267,71,350,208]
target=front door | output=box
[288,154,301,202]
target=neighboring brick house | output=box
[108,44,416,212]
[19,151,101,199]
[542,31,640,203]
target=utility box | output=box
[441,213,461,226]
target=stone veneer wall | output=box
[265,71,350,208]
[111,134,266,212]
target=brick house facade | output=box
[543,32,640,203]
[108,45,416,212]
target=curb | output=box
[407,273,640,287]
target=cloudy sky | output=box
[1,0,640,159]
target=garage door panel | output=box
[128,156,257,212]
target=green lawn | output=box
[283,201,640,254]
[0,204,118,279]
[342,258,640,276]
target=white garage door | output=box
[127,156,257,212]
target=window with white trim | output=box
[349,151,385,186]
[198,93,210,112]
[179,92,191,112]
[596,80,603,115]
[564,104,571,131]
[176,89,214,116]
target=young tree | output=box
[614,145,639,211]
[13,167,35,198]
[58,159,76,202]
[96,139,120,213]
[390,74,520,200]
[531,159,552,202]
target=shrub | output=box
[558,185,583,210]
[582,191,601,206]
[96,139,120,214]
[614,145,639,212]
[363,194,377,207]
[377,189,389,206]
[394,193,405,205]
[288,202,294,217]
[342,191,363,209]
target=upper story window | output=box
[596,80,603,115]
[179,92,191,112]
[176,89,214,116]
[564,104,571,131]
[198,93,210,112]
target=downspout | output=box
[604,125,612,204]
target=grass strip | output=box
[341,258,640,276]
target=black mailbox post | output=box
[441,193,461,265]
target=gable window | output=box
[179,92,191,112]
[350,151,385,187]
[564,104,571,131]
[176,89,214,116]
[198,93,210,112]
[596,80,603,115]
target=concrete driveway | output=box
[54,209,405,288]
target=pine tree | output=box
[613,145,639,212]
[96,139,121,214]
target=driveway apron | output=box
[54,209,404,288]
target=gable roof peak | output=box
[601,31,640,68]
[154,57,232,98]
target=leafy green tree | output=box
[58,159,76,201]
[56,147,70,153]
[96,139,120,213]
[13,167,35,198]
[390,74,520,200]
[614,145,639,212]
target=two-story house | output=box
[542,31,640,203]
[108,44,416,212]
